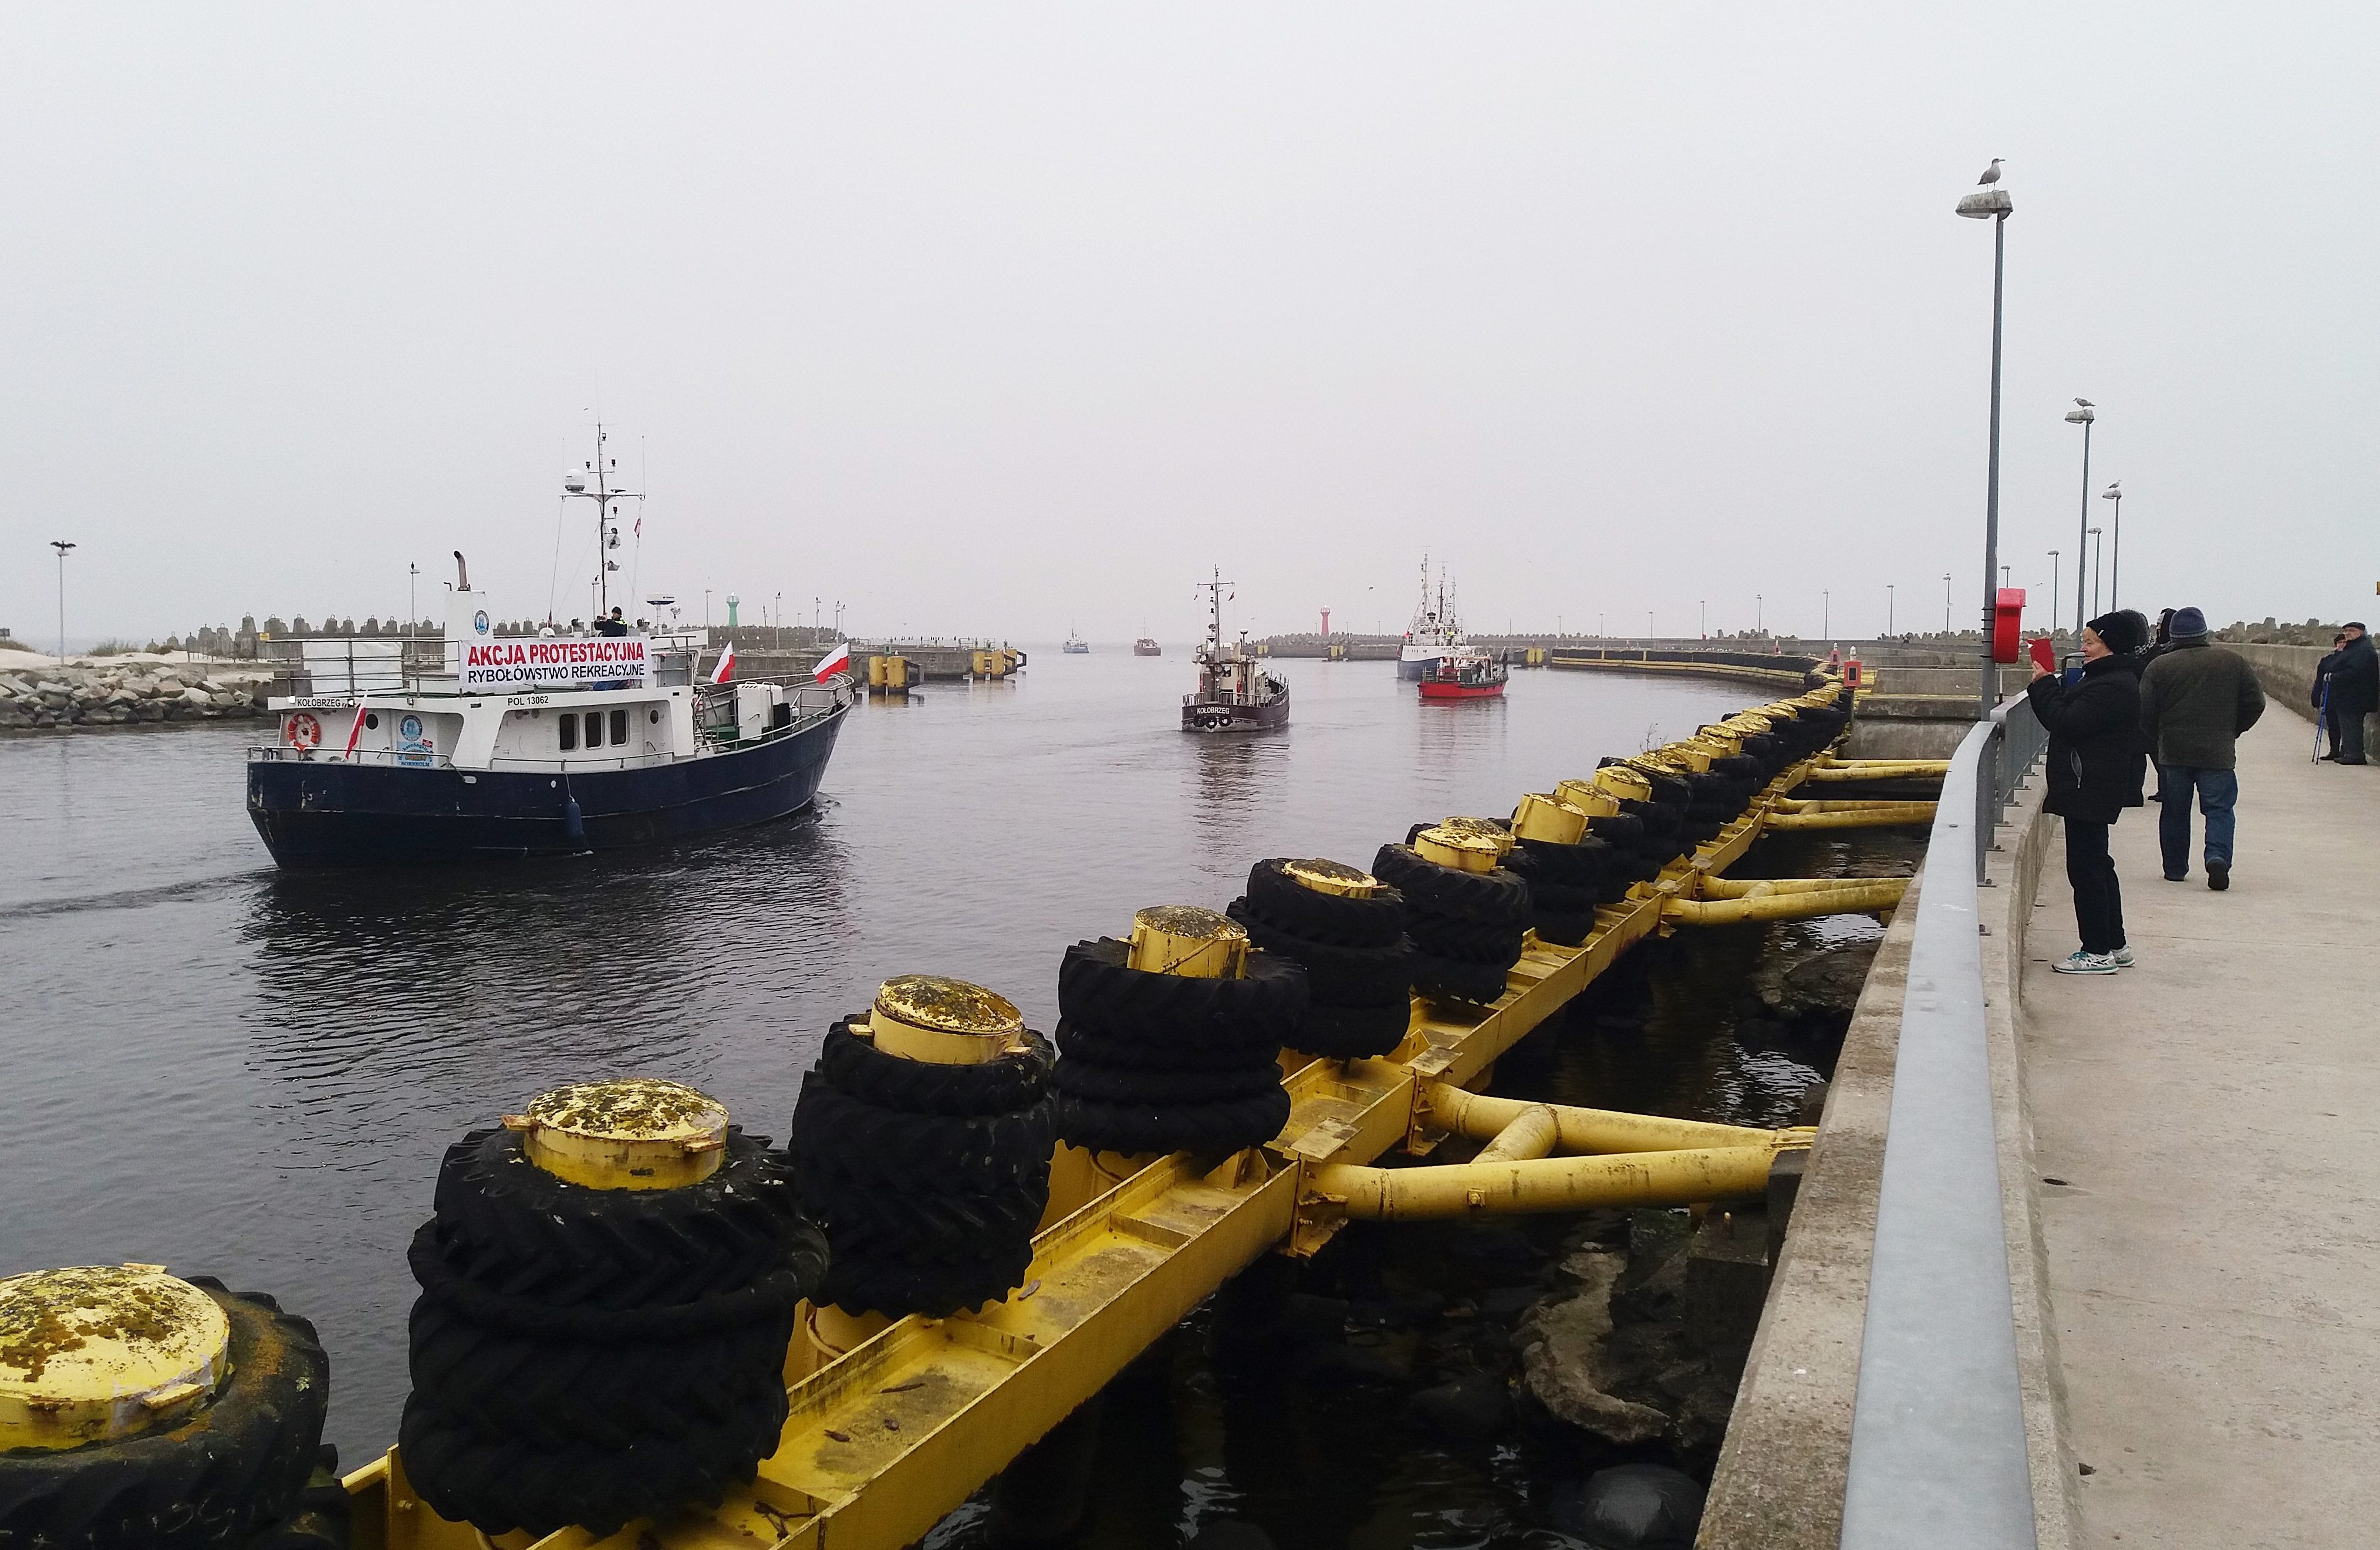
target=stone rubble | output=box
[0,660,275,732]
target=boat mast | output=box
[1197,568,1233,660]
[562,421,644,621]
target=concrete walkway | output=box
[2021,714,2380,1548]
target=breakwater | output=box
[0,660,272,732]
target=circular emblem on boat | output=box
[472,609,489,636]
[285,712,321,751]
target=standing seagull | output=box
[1978,158,2004,185]
[2075,397,2094,408]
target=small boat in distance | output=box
[1417,646,1508,701]
[1399,555,1465,680]
[1062,629,1089,654]
[1133,636,1162,657]
[1181,570,1288,732]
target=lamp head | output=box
[2065,406,2095,424]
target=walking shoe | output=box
[2163,872,2187,882]
[2207,862,2230,891]
[2111,947,2135,968]
[2052,950,2120,975]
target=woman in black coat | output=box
[2025,612,2147,973]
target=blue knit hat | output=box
[2169,606,2209,639]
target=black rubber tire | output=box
[1056,939,1307,1050]
[1052,1018,1281,1073]
[1618,798,1679,838]
[1289,999,1412,1060]
[409,1228,816,1343]
[1511,836,1610,887]
[243,1446,350,1550]
[1586,812,1644,847]
[1225,900,1413,1009]
[397,1394,775,1541]
[789,1074,1055,1188]
[1243,860,1407,948]
[1524,880,1602,914]
[430,1128,818,1311]
[1054,1055,1285,1105]
[1531,909,1599,947]
[1054,1086,1292,1156]
[1594,872,1637,905]
[816,1019,1053,1117]
[798,1166,1046,1318]
[0,1282,328,1550]
[406,1284,792,1453]
[1369,845,1530,924]
[1410,953,1510,1007]
[1407,915,1525,967]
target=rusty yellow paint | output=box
[1510,792,1588,845]
[0,1265,229,1451]
[868,976,1023,1065]
[512,1079,728,1191]
[1279,858,1382,898]
[1126,906,1247,978]
[1412,825,1501,873]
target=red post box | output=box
[1992,587,2027,664]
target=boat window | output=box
[585,711,603,748]
[558,715,576,752]
[609,708,628,745]
[649,708,661,724]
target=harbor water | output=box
[1,651,1882,1545]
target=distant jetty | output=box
[1,655,272,732]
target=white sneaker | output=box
[2111,947,2135,968]
[2053,950,2120,975]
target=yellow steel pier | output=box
[343,676,1940,1550]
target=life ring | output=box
[285,712,322,751]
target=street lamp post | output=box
[2101,483,2124,610]
[49,541,76,661]
[1943,572,1953,634]
[1646,610,1654,641]
[2088,528,2105,616]
[1700,600,1707,639]
[2065,401,2096,637]
[1822,589,1830,639]
[1959,174,2016,720]
[2047,551,2060,637]
[1756,595,1763,633]
[1887,584,1896,636]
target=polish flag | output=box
[709,643,736,684]
[812,641,852,682]
[343,703,370,757]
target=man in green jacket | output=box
[2139,607,2266,890]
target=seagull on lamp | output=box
[2074,397,2094,408]
[1977,158,2004,185]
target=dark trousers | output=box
[2343,711,2369,763]
[2323,708,2342,757]
[2065,818,2125,955]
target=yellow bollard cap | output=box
[510,1079,730,1191]
[1127,906,1248,978]
[1510,793,1587,846]
[868,975,1024,1065]
[1594,765,1653,803]
[1554,779,1621,818]
[0,1265,229,1451]
[1436,816,1515,855]
[1280,859,1383,899]
[1413,825,1502,873]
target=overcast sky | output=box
[3,5,2372,648]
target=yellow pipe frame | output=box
[1314,1144,1785,1223]
[1660,880,1908,926]
[347,674,1864,1550]
[1804,759,1951,782]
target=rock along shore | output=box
[0,659,274,733]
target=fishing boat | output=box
[1062,630,1089,654]
[1417,646,1508,701]
[245,430,853,868]
[1133,636,1162,657]
[1398,556,1466,680]
[1180,570,1288,732]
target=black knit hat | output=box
[2087,611,2145,655]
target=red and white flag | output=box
[812,641,852,682]
[343,703,370,757]
[709,642,736,684]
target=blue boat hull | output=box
[1396,654,1444,680]
[247,705,849,869]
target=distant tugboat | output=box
[1180,570,1288,732]
[1133,635,1162,657]
[1062,629,1090,655]
[1417,646,1508,701]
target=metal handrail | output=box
[1839,700,2046,1549]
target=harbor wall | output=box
[1699,749,2078,1549]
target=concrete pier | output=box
[2021,714,2379,1548]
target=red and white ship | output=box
[1416,647,1508,701]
